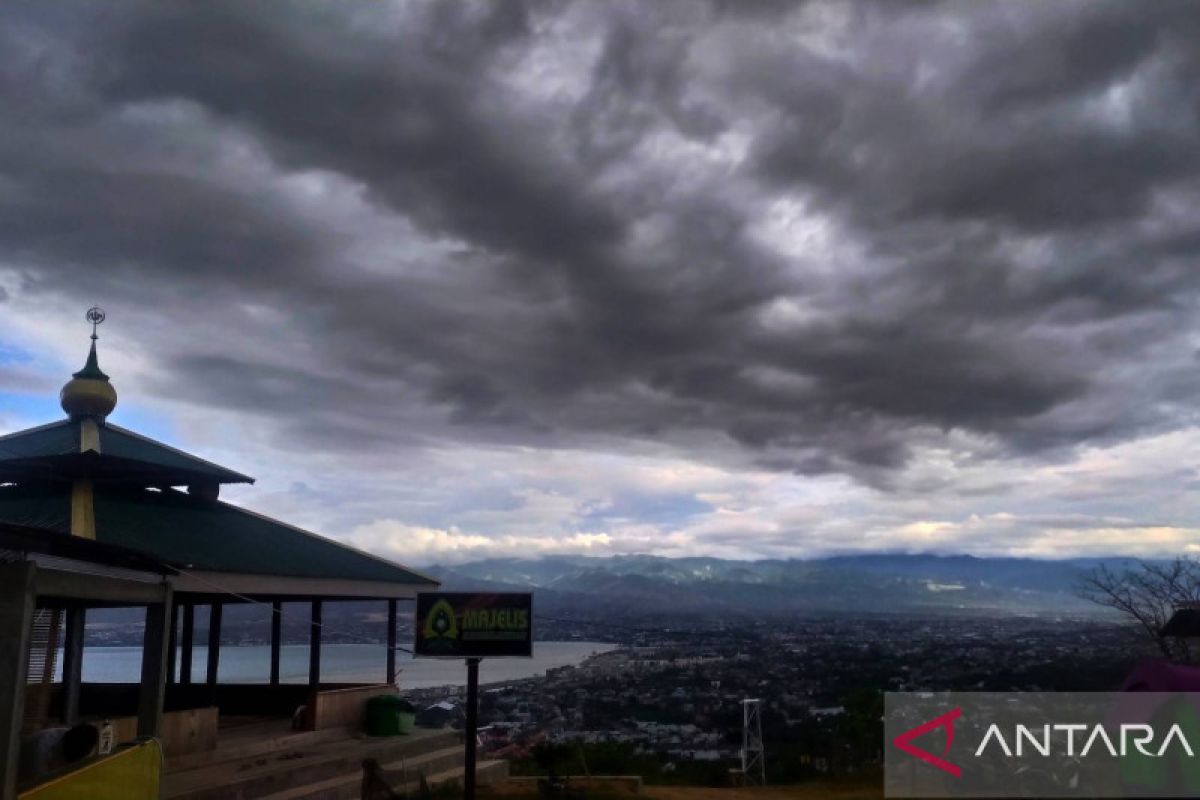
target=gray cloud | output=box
[2,0,1200,490]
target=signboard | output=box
[414,592,533,658]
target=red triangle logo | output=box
[892,707,962,778]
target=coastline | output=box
[407,642,626,696]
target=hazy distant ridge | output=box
[426,553,1136,617]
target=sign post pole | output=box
[413,592,532,800]
[464,656,481,800]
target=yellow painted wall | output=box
[19,739,161,800]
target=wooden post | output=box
[206,602,223,704]
[0,562,35,800]
[308,600,322,691]
[61,606,86,724]
[464,657,481,800]
[179,603,194,684]
[386,599,397,686]
[270,600,282,687]
[166,602,179,685]
[138,587,172,738]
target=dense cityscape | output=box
[81,604,1147,785]
[405,615,1146,784]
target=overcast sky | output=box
[2,1,1200,565]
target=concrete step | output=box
[164,729,461,800]
[168,723,355,773]
[256,746,491,800]
[371,746,469,792]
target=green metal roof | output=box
[0,421,79,460]
[94,487,437,585]
[0,520,176,576]
[0,482,70,533]
[0,420,253,484]
[99,423,253,484]
[0,483,437,587]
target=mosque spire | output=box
[60,306,118,421]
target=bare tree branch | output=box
[1077,558,1200,662]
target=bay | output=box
[74,641,616,689]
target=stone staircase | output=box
[164,720,508,800]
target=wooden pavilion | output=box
[0,324,441,797]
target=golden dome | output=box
[60,340,117,420]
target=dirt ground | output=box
[482,777,883,800]
[642,781,882,800]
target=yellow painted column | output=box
[71,418,101,539]
[69,479,95,540]
[79,418,101,453]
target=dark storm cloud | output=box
[750,2,1200,231]
[2,0,1200,482]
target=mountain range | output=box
[84,553,1134,645]
[425,553,1140,618]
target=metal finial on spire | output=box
[62,306,117,419]
[86,306,106,341]
[72,307,111,382]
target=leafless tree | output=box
[1077,557,1200,662]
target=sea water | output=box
[72,641,617,689]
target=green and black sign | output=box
[414,592,533,658]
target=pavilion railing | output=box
[23,608,63,733]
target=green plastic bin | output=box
[367,695,416,736]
